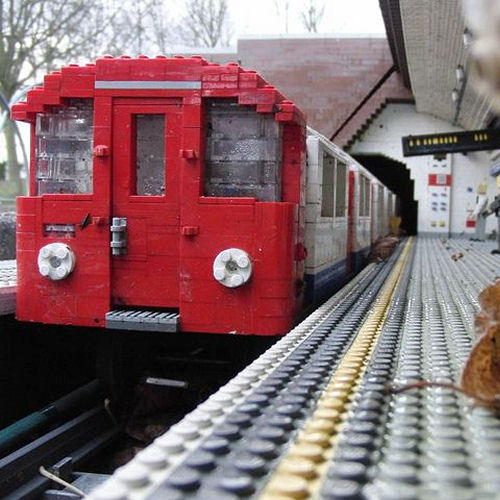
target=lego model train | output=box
[12,56,396,336]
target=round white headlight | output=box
[37,243,76,281]
[213,248,252,288]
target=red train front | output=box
[12,56,306,335]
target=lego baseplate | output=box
[88,237,500,499]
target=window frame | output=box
[321,152,335,218]
[34,98,94,197]
[133,113,167,197]
[334,160,347,219]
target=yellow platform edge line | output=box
[259,237,414,500]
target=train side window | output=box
[377,185,384,220]
[365,178,371,216]
[35,98,93,194]
[335,161,347,217]
[359,174,365,216]
[135,114,165,196]
[204,99,282,201]
[321,153,335,217]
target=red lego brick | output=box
[93,145,109,157]
[10,102,29,121]
[428,174,452,186]
[181,226,200,236]
[238,71,263,90]
[182,103,203,127]
[179,149,198,159]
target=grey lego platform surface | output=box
[87,237,500,500]
[0,260,16,316]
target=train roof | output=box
[12,55,306,126]
[307,127,394,194]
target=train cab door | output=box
[110,99,183,310]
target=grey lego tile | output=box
[325,238,500,499]
[105,308,179,332]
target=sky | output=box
[227,0,386,38]
[4,0,387,177]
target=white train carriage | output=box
[304,129,397,302]
[304,129,350,303]
[349,162,375,273]
[382,185,393,236]
[371,179,385,243]
[371,181,396,242]
[388,191,398,231]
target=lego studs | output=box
[213,248,252,288]
[37,243,76,280]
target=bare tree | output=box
[149,1,177,54]
[0,0,114,194]
[177,0,232,47]
[0,0,178,196]
[300,0,325,33]
[273,0,291,34]
[104,0,177,56]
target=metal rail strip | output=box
[0,406,118,499]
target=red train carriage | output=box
[12,56,307,335]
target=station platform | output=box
[0,260,16,316]
[87,236,500,500]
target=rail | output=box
[0,405,118,499]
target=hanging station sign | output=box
[402,129,500,157]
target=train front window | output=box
[135,114,165,196]
[204,99,282,201]
[35,99,93,194]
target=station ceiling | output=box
[380,0,494,130]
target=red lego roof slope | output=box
[12,55,305,125]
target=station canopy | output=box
[380,0,495,130]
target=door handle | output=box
[110,217,127,255]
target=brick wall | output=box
[178,36,413,147]
[236,37,412,147]
[336,71,413,149]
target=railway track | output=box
[0,244,401,499]
[86,240,410,499]
[86,237,500,499]
[6,237,496,498]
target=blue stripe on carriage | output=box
[304,245,372,304]
[304,258,348,305]
[352,246,371,273]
